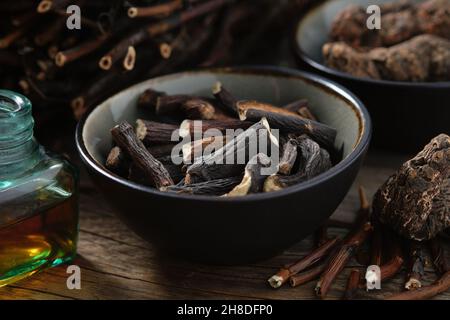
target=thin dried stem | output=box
[387,271,450,300]
[268,237,339,289]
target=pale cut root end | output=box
[37,0,52,13]
[123,46,136,71]
[135,119,146,141]
[212,81,222,95]
[55,52,66,67]
[128,7,138,18]
[263,175,282,193]
[268,275,283,289]
[159,43,172,59]
[405,278,422,291]
[238,107,247,121]
[184,173,193,185]
[226,175,251,197]
[99,56,112,70]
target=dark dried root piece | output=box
[182,98,216,120]
[238,103,337,149]
[137,89,166,111]
[373,134,450,241]
[156,94,193,115]
[156,95,220,120]
[161,176,242,196]
[227,153,272,197]
[185,118,278,184]
[37,0,72,14]
[268,237,339,289]
[283,98,308,112]
[264,137,332,192]
[329,0,450,48]
[329,0,417,48]
[111,122,174,189]
[278,138,298,175]
[106,146,130,176]
[212,81,239,116]
[182,135,230,163]
[289,262,328,288]
[129,162,183,186]
[179,119,252,139]
[238,100,303,119]
[136,119,179,145]
[283,99,317,121]
[324,35,450,82]
[128,0,183,18]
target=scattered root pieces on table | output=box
[267,186,372,298]
[267,134,449,299]
[315,187,373,298]
[104,82,338,197]
[268,184,450,300]
[268,236,340,289]
[386,271,450,300]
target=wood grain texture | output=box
[1,152,449,300]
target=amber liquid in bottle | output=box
[0,89,79,287]
[0,195,78,287]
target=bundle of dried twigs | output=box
[0,0,313,131]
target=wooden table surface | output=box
[1,151,449,300]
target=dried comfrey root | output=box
[329,0,450,48]
[110,122,174,189]
[373,134,450,241]
[323,35,450,82]
[105,82,337,197]
[185,118,278,184]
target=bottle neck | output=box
[0,90,43,180]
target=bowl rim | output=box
[76,66,372,202]
[293,0,450,88]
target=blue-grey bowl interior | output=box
[77,67,371,264]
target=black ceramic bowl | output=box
[76,67,371,264]
[293,0,450,152]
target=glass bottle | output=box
[0,90,79,287]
